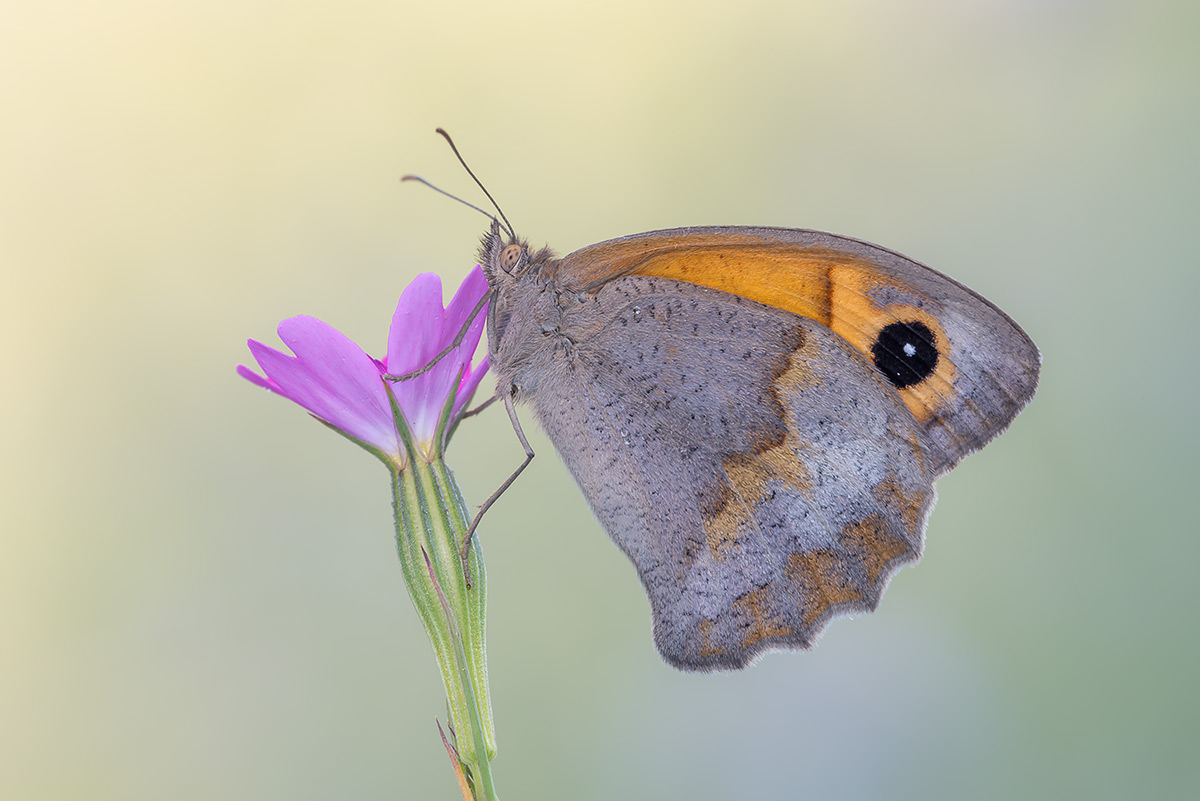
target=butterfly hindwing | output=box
[528,274,935,669]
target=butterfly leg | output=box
[459,390,501,420]
[460,390,535,586]
[382,291,491,382]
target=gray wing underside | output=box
[529,275,936,670]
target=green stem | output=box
[379,367,497,798]
[420,544,497,801]
[391,458,497,798]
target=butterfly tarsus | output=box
[460,391,500,420]
[461,391,535,587]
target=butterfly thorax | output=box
[480,226,575,397]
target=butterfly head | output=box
[478,219,557,284]
[479,220,525,282]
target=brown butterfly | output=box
[417,134,1040,670]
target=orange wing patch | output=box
[732,585,793,648]
[564,233,958,423]
[566,233,836,325]
[785,515,914,629]
[702,346,817,560]
[827,265,957,422]
[696,619,725,659]
[786,549,866,628]
[837,515,913,588]
[636,243,833,326]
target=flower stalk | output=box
[389,378,496,779]
[239,268,498,799]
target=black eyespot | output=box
[872,321,938,388]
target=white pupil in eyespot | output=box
[903,342,917,357]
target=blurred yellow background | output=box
[3,1,1196,799]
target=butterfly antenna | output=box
[400,174,507,232]
[435,128,516,241]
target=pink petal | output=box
[447,296,490,420]
[394,347,464,444]
[382,270,492,443]
[444,267,490,340]
[453,355,492,421]
[237,363,279,392]
[387,274,446,377]
[245,316,400,455]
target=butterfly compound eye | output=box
[499,244,522,274]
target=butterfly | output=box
[408,132,1040,670]
[473,221,1040,670]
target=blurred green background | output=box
[3,1,1196,799]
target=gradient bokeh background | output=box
[4,1,1196,799]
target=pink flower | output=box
[239,268,490,463]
